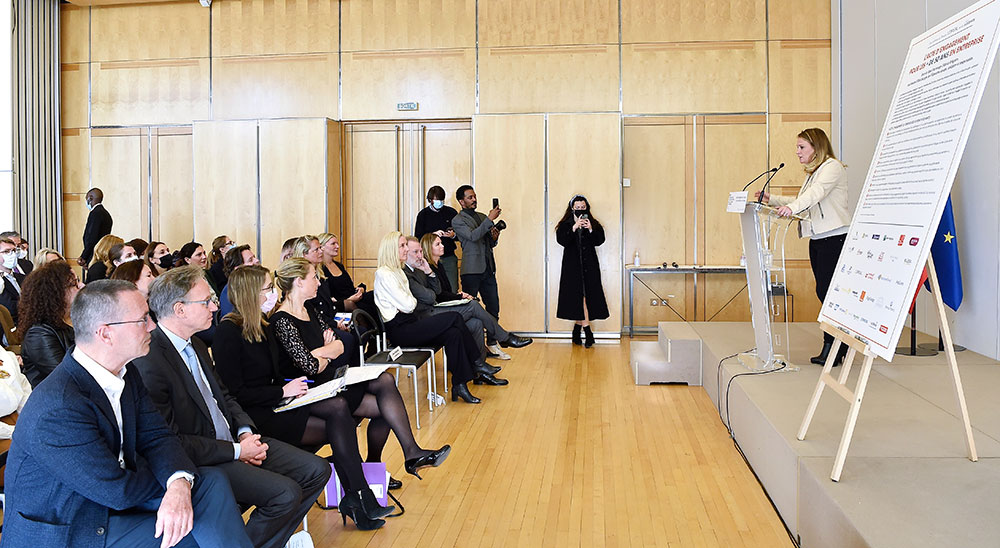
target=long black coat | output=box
[555,219,609,321]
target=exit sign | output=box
[397,102,419,111]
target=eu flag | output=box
[924,197,963,310]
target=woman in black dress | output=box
[555,195,609,348]
[214,265,398,529]
[19,261,84,387]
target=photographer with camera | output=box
[452,185,509,357]
[555,195,608,348]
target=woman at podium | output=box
[756,128,850,366]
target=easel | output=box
[797,255,978,482]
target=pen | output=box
[284,379,315,383]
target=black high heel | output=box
[451,382,481,403]
[359,486,395,519]
[473,372,508,385]
[404,445,452,480]
[388,476,402,490]
[338,490,385,530]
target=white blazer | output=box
[770,158,850,239]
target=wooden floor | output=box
[306,339,792,547]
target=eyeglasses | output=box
[182,296,220,308]
[106,313,151,327]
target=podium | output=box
[737,202,797,371]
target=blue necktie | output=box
[181,343,233,442]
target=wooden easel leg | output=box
[831,355,875,482]
[797,339,842,440]
[926,256,978,461]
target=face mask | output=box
[158,255,173,269]
[222,244,235,254]
[16,249,26,260]
[432,200,444,210]
[2,253,17,269]
[261,289,279,314]
[123,255,140,263]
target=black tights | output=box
[299,396,366,491]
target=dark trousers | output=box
[386,312,477,384]
[461,270,500,343]
[213,437,331,548]
[426,301,508,359]
[107,466,253,548]
[809,233,847,344]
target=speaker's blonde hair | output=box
[798,128,839,174]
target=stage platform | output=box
[638,322,1000,548]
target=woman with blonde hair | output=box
[289,235,342,325]
[32,248,63,268]
[317,232,369,313]
[85,234,123,283]
[757,127,850,366]
[374,231,495,403]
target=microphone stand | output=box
[741,168,776,192]
[756,163,785,204]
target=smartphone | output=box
[492,197,499,209]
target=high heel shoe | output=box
[359,486,395,519]
[404,445,452,480]
[451,382,481,403]
[388,476,402,490]
[338,490,385,530]
[473,372,509,385]
[810,342,832,365]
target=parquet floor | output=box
[307,339,792,547]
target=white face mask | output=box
[1,252,17,270]
[261,289,279,314]
[432,199,444,210]
[123,255,140,263]
[16,249,26,260]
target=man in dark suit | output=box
[77,187,114,267]
[0,280,252,548]
[0,237,25,324]
[0,231,33,275]
[132,265,330,548]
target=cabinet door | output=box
[546,114,622,333]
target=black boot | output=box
[451,382,481,403]
[572,324,583,345]
[583,326,595,348]
[810,342,833,365]
[832,344,848,367]
[359,486,395,519]
[338,490,385,530]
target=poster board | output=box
[820,0,1000,361]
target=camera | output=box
[495,220,508,232]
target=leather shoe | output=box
[404,445,452,480]
[474,372,509,385]
[388,476,402,490]
[480,362,501,375]
[499,334,533,348]
[451,382,481,403]
[474,360,498,377]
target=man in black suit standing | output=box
[132,265,330,548]
[77,187,114,267]
[0,237,25,325]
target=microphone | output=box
[741,166,778,192]
[756,163,785,204]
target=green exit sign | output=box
[397,102,419,111]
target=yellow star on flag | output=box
[943,232,955,244]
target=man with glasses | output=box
[0,280,252,548]
[132,266,330,548]
[0,237,25,324]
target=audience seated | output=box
[290,235,343,325]
[18,261,83,387]
[2,279,253,548]
[32,247,63,268]
[176,242,217,345]
[0,238,25,324]
[373,231,501,403]
[208,235,235,291]
[145,240,172,276]
[131,265,331,548]
[318,232,379,319]
[107,242,138,277]
[86,234,123,283]
[279,237,297,263]
[110,259,156,297]
[127,237,149,257]
[0,231,32,276]
[217,244,259,319]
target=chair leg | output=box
[410,365,420,429]
[428,354,435,412]
[443,352,449,394]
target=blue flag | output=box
[924,197,963,310]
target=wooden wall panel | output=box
[630,274,691,325]
[60,4,90,64]
[623,42,767,114]
[259,119,329,268]
[91,2,208,61]
[91,132,144,241]
[213,0,338,57]
[418,124,472,205]
[342,0,475,51]
[327,121,343,241]
[768,0,832,40]
[212,54,338,120]
[192,121,259,252]
[701,273,751,321]
[479,45,619,114]
[154,132,194,247]
[343,126,400,288]
[341,49,475,120]
[479,0,617,47]
[90,59,210,126]
[472,114,546,332]
[61,64,89,129]
[62,129,91,195]
[547,114,622,333]
[702,120,766,265]
[784,263,822,322]
[621,0,766,43]
[767,113,832,186]
[768,41,832,113]
[63,194,89,260]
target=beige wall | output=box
[60,0,832,332]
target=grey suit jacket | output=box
[404,265,441,314]
[451,208,497,275]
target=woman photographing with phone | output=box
[555,195,609,348]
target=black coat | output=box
[20,322,75,387]
[555,219,609,321]
[80,203,113,264]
